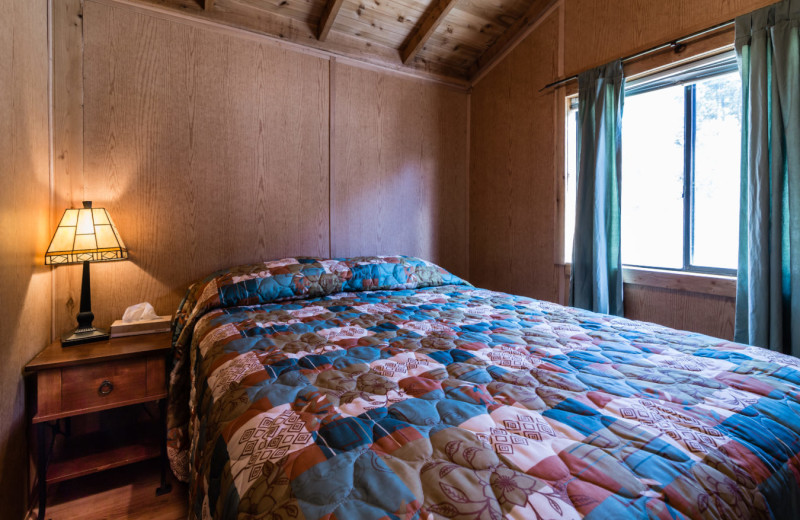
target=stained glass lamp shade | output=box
[45,201,128,346]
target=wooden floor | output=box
[31,459,188,520]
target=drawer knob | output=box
[98,380,114,396]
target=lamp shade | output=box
[45,201,128,265]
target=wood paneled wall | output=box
[469,0,767,339]
[469,10,560,302]
[332,63,469,277]
[53,0,470,333]
[0,0,52,517]
[624,285,735,340]
[563,0,775,77]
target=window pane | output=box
[565,103,578,263]
[692,73,741,270]
[622,86,685,269]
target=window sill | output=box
[559,264,736,298]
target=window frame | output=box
[564,95,579,265]
[622,52,739,277]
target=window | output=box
[564,97,578,264]
[564,52,741,275]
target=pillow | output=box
[171,255,469,350]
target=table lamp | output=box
[45,201,128,346]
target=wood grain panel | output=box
[331,62,469,278]
[56,1,330,332]
[53,0,88,348]
[52,0,85,212]
[624,26,735,81]
[623,267,736,298]
[36,371,63,421]
[227,0,327,27]
[333,0,424,49]
[469,10,560,302]
[146,355,167,396]
[624,285,735,340]
[455,0,533,26]
[0,0,52,516]
[563,0,774,77]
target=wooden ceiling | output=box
[131,0,555,85]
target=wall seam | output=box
[328,57,335,258]
[465,91,470,280]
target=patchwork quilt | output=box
[167,256,800,520]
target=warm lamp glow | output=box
[45,201,129,347]
[45,203,127,265]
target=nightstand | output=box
[25,333,173,520]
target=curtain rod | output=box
[539,19,735,92]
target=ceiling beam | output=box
[317,0,345,41]
[400,0,459,65]
[469,0,558,81]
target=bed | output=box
[166,256,800,519]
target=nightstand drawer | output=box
[34,352,168,422]
[61,358,148,413]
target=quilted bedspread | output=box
[167,256,800,520]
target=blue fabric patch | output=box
[621,437,693,484]
[717,410,790,467]
[436,398,487,426]
[389,398,441,428]
[343,450,420,517]
[298,355,331,370]
[348,347,381,363]
[425,350,453,366]
[577,373,636,397]
[585,495,688,520]
[292,449,362,518]
[773,366,800,386]
[318,417,374,452]
[544,399,611,438]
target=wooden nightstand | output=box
[26,333,173,520]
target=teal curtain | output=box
[734,0,800,355]
[570,61,624,316]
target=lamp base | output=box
[61,327,110,347]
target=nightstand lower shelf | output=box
[47,421,161,484]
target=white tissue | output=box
[121,302,160,323]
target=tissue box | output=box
[109,315,172,338]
